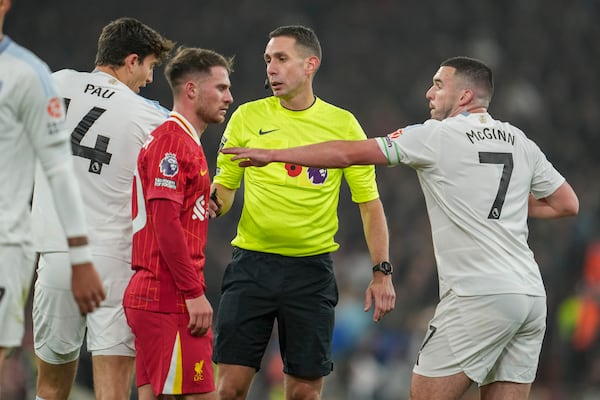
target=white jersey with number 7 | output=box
[376,112,565,298]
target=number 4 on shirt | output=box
[64,98,112,174]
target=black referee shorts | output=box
[213,247,338,379]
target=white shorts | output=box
[0,244,35,348]
[413,290,546,385]
[33,252,135,364]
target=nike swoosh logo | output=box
[259,128,280,135]
[200,169,208,176]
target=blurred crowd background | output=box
[4,0,600,399]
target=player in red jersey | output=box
[123,47,233,400]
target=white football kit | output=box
[0,36,88,348]
[376,112,565,383]
[377,112,564,298]
[31,69,168,362]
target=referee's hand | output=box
[364,274,396,322]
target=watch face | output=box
[381,262,392,274]
[374,262,393,275]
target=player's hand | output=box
[71,262,106,315]
[208,189,222,219]
[364,273,396,322]
[185,295,213,336]
[220,147,272,167]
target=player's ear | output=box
[124,53,140,70]
[184,80,197,99]
[459,88,474,106]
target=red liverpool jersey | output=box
[124,112,210,313]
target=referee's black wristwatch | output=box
[372,261,393,275]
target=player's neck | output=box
[465,105,487,114]
[172,106,206,139]
[95,65,129,88]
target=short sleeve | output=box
[214,107,245,189]
[343,114,379,203]
[528,140,565,199]
[375,120,441,168]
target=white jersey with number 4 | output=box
[376,112,564,298]
[32,70,168,260]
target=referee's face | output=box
[264,36,311,101]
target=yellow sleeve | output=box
[214,107,246,190]
[343,113,380,203]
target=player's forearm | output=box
[151,199,204,298]
[528,183,579,219]
[528,200,578,219]
[528,199,560,218]
[40,142,90,241]
[47,166,93,266]
[270,139,375,168]
[359,199,390,264]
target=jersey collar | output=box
[169,111,200,145]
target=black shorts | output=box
[213,247,338,379]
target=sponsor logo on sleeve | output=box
[384,129,404,147]
[154,177,176,189]
[388,129,403,139]
[217,135,227,153]
[160,153,179,177]
[154,153,178,189]
[47,97,64,119]
[46,97,66,135]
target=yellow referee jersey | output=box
[215,96,380,257]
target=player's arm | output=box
[150,198,212,336]
[359,199,396,322]
[209,183,237,218]
[23,73,105,314]
[35,140,106,314]
[222,138,388,168]
[528,181,579,219]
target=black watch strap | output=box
[372,261,393,275]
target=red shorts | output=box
[124,307,215,395]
